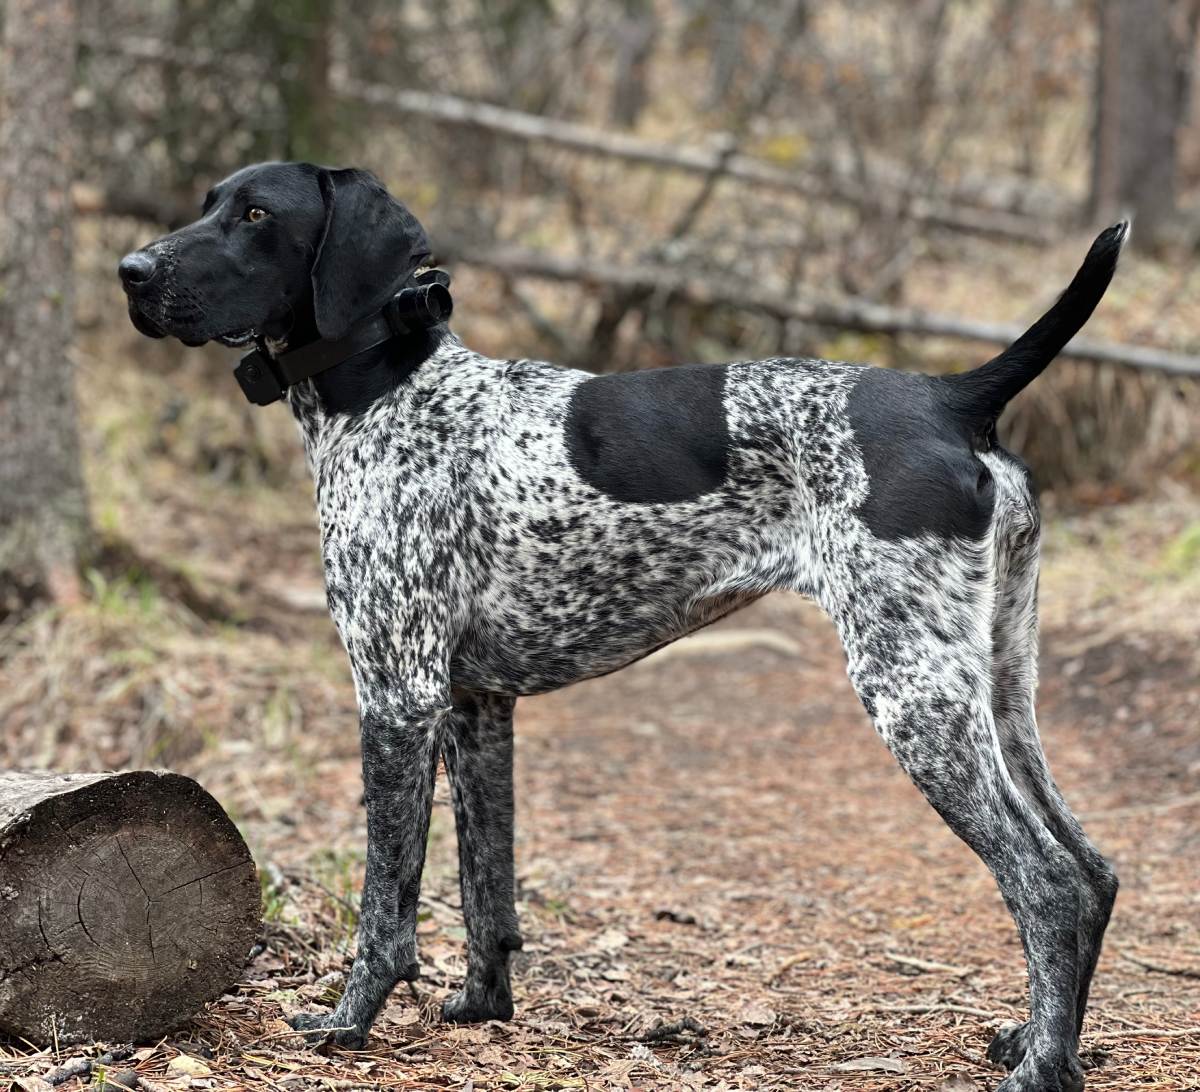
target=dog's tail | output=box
[945,221,1129,426]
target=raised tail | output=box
[946,221,1129,424]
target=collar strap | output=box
[233,272,452,406]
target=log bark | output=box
[0,770,260,1046]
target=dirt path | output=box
[3,571,1198,1089]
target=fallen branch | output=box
[341,79,1054,244]
[1089,1026,1200,1041]
[85,36,1056,244]
[438,239,1200,377]
[79,180,1198,376]
[1118,951,1200,980]
[869,1003,997,1019]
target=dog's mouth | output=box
[215,329,257,348]
[127,299,257,350]
[127,300,168,340]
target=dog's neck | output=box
[285,325,460,459]
[267,282,448,418]
[302,323,447,417]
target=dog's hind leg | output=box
[441,691,523,1022]
[828,536,1086,1092]
[984,467,1117,1073]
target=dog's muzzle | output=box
[119,250,170,339]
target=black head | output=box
[118,161,433,348]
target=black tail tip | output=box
[1070,220,1129,290]
[1093,219,1131,260]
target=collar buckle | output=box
[235,347,286,405]
[384,277,453,338]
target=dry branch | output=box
[85,36,1055,244]
[77,178,1197,377]
[439,239,1200,377]
[340,79,1054,244]
[1089,1026,1200,1041]
[0,770,260,1046]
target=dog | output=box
[120,161,1125,1092]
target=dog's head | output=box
[118,162,432,347]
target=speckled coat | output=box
[288,307,1117,1092]
[117,161,1125,1092]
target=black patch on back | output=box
[846,367,994,541]
[565,364,730,503]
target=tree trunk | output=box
[0,770,261,1046]
[0,0,89,614]
[609,0,659,129]
[1090,0,1191,246]
[704,0,747,111]
[279,0,335,162]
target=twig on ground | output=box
[639,1017,708,1044]
[1118,951,1200,980]
[869,1003,997,1019]
[883,951,975,978]
[1089,1026,1200,1041]
[394,1037,436,1055]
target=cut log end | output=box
[0,770,260,1046]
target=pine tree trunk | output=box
[0,0,89,613]
[610,0,659,129]
[1090,0,1189,247]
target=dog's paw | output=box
[987,1022,1031,1071]
[441,987,514,1024]
[287,1010,368,1049]
[995,1052,1085,1092]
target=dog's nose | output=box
[118,250,157,288]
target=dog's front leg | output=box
[442,691,522,1022]
[290,688,447,1046]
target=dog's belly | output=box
[450,587,765,696]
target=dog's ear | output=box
[311,168,432,341]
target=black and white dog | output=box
[120,162,1125,1092]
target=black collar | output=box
[234,273,452,406]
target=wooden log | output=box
[0,770,260,1046]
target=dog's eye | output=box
[245,207,269,223]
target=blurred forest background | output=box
[1,1,1199,1090]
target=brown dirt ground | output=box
[3,538,1199,1090]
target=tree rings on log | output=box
[0,770,260,1045]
